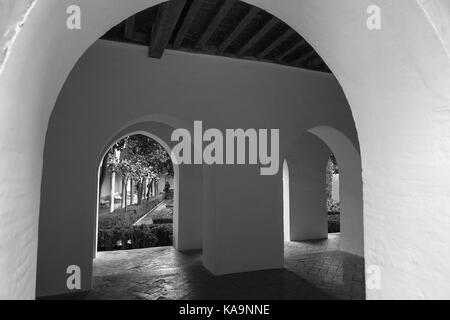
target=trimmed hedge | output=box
[328,213,340,233]
[98,223,173,251]
[151,208,173,224]
[153,218,173,224]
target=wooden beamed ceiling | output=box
[101,0,330,73]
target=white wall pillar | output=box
[282,160,290,241]
[286,133,329,241]
[202,165,284,275]
[173,164,203,251]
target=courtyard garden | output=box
[97,134,175,251]
[327,154,340,233]
[97,196,175,251]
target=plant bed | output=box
[151,208,173,224]
[97,223,173,251]
[98,194,164,230]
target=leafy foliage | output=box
[97,224,173,251]
[327,199,340,213]
[326,153,339,208]
[151,208,174,224]
[107,135,173,182]
[329,153,339,174]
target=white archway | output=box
[1,0,449,299]
[95,130,180,256]
[284,126,363,256]
[307,126,363,256]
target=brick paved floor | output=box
[85,234,365,300]
[284,234,365,299]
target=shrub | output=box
[151,208,173,224]
[164,190,174,200]
[97,222,173,251]
[328,213,340,233]
[149,224,173,246]
[327,200,340,213]
[129,225,159,249]
[153,218,173,224]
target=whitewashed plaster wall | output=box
[0,0,449,300]
[0,0,36,73]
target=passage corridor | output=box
[79,234,365,300]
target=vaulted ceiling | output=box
[101,0,330,73]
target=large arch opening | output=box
[34,0,365,299]
[35,0,362,299]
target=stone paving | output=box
[85,234,365,300]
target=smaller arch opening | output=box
[95,133,178,254]
[283,126,363,255]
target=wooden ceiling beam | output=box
[294,50,317,67]
[124,16,136,40]
[237,17,278,56]
[256,28,295,59]
[173,0,203,49]
[195,0,236,50]
[133,31,148,43]
[149,0,186,59]
[216,7,259,54]
[276,39,306,61]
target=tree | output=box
[98,150,111,196]
[326,156,334,208]
[326,153,339,212]
[329,153,339,174]
[100,135,174,210]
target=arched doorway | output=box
[95,132,177,254]
[284,126,363,256]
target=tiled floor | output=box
[86,234,365,300]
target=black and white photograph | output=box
[0,0,450,308]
